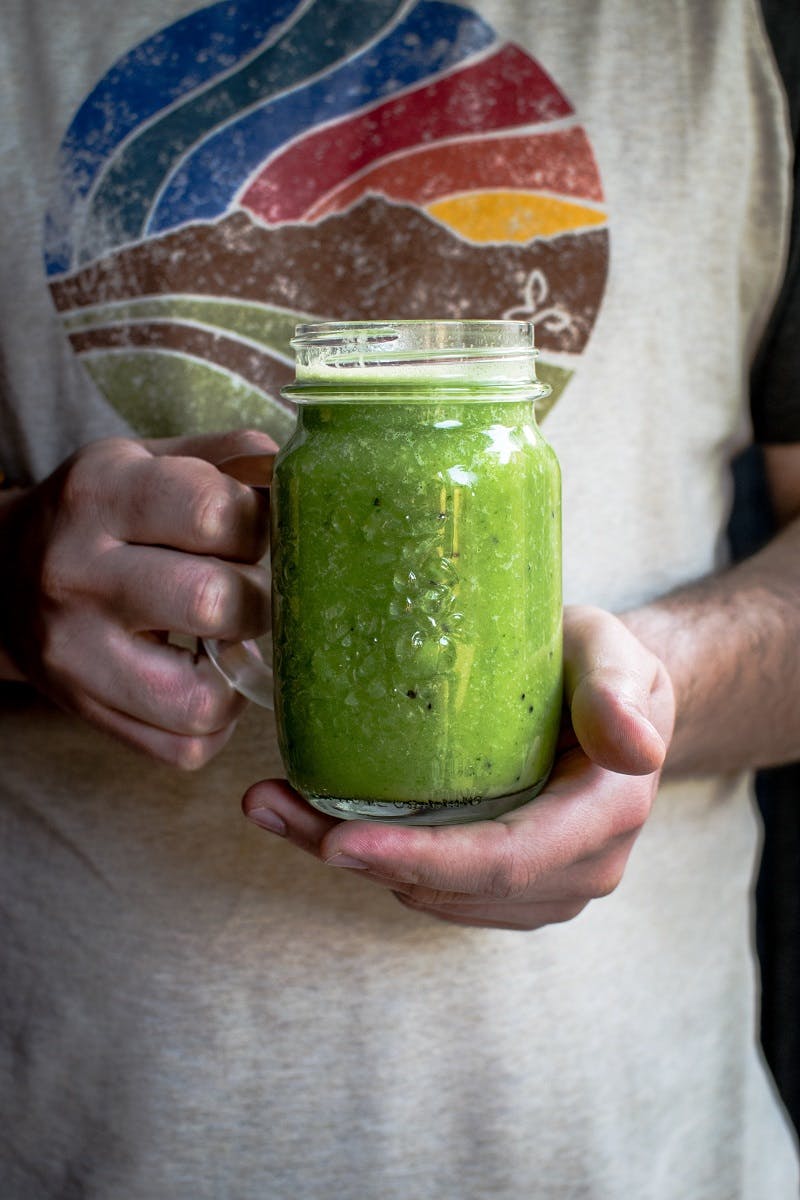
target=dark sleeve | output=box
[750,0,800,444]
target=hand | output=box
[242,606,675,929]
[0,430,275,767]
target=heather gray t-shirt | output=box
[1,1,798,1197]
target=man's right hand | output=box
[0,430,275,768]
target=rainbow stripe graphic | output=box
[45,0,609,441]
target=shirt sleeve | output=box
[750,0,800,444]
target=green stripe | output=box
[63,297,315,359]
[83,348,296,445]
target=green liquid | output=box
[271,394,562,822]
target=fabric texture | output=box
[1,2,799,1197]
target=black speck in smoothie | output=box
[407,690,417,699]
[373,497,381,506]
[528,705,534,713]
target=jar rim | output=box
[286,320,550,400]
[291,318,536,353]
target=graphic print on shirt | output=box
[44,0,609,443]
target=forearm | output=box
[621,514,800,776]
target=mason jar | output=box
[269,319,562,824]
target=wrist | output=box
[618,528,800,776]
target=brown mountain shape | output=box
[52,198,609,355]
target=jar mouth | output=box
[291,319,536,362]
[288,319,550,397]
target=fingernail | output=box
[246,807,287,836]
[324,853,369,870]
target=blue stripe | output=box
[147,1,496,234]
[77,0,407,264]
[45,0,303,275]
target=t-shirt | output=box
[1,2,798,1197]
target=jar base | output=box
[304,780,549,825]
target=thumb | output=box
[564,606,675,776]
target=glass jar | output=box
[272,319,562,824]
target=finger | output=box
[317,752,653,894]
[242,756,653,908]
[76,688,241,770]
[243,778,339,843]
[89,544,269,639]
[143,429,278,464]
[388,828,638,908]
[93,447,268,560]
[564,605,675,774]
[242,782,421,898]
[54,618,247,736]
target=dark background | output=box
[729,446,800,1138]
[741,0,799,1138]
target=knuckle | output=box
[553,901,589,925]
[184,564,233,634]
[59,438,134,515]
[181,677,225,736]
[58,454,99,516]
[486,837,535,900]
[570,847,630,903]
[58,471,92,520]
[38,544,74,605]
[192,478,238,546]
[222,428,277,456]
[616,785,653,836]
[39,620,74,679]
[170,735,215,772]
[604,782,653,844]
[590,863,625,900]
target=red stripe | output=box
[241,44,572,223]
[306,127,604,218]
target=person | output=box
[1,1,798,1196]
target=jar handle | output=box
[203,453,274,710]
[204,635,274,710]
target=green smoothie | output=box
[271,372,562,823]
